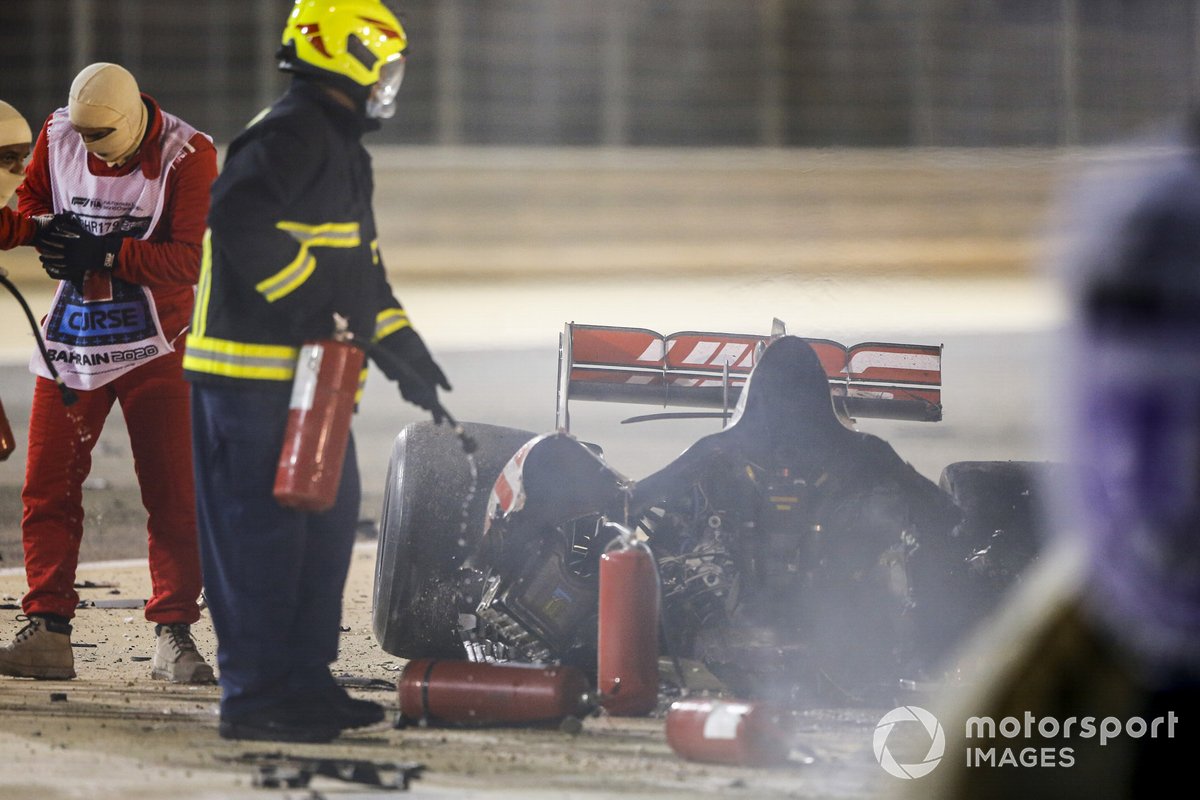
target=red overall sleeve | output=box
[115,131,218,288]
[0,207,36,250]
[16,115,54,218]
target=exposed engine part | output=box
[473,573,554,664]
[458,615,512,664]
[655,527,738,643]
[469,521,605,664]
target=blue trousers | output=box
[191,383,360,718]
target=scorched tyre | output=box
[372,421,534,658]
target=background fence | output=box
[3,0,1198,148]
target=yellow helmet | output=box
[279,0,407,88]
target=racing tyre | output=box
[905,460,1059,667]
[373,421,536,658]
[938,460,1056,589]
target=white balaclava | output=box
[0,99,32,206]
[68,63,148,167]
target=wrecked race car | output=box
[371,323,1051,704]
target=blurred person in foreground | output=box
[904,116,1200,798]
[0,100,42,249]
[0,64,216,683]
[185,0,450,743]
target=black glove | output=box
[28,215,53,247]
[31,214,67,265]
[398,372,444,424]
[37,214,121,288]
[376,326,452,424]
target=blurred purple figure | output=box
[905,115,1200,799]
[1064,121,1200,674]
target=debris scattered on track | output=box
[226,751,425,791]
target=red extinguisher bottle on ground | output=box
[396,659,593,726]
[0,397,14,461]
[597,523,660,716]
[666,698,791,767]
[273,319,364,512]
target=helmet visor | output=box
[366,56,406,120]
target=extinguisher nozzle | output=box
[58,383,78,407]
[436,404,477,455]
[456,426,478,455]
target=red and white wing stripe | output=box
[560,323,942,423]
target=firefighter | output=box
[185,0,450,743]
[0,100,40,249]
[0,64,217,683]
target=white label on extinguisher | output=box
[703,703,752,740]
[289,344,323,411]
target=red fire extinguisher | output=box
[0,398,15,462]
[597,524,660,716]
[665,698,791,767]
[396,659,593,727]
[273,327,364,512]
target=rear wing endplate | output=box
[555,322,942,431]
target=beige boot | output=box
[151,623,215,684]
[0,615,76,680]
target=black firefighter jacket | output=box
[184,78,414,388]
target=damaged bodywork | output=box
[372,323,1049,703]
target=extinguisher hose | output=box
[0,268,77,407]
[353,336,477,454]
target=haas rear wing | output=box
[555,322,942,431]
